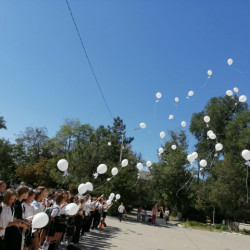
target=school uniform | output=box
[47,205,60,237]
[0,203,14,250]
[4,200,23,250]
[22,202,36,248]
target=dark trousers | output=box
[5,226,22,250]
[81,216,87,236]
[72,215,83,243]
[84,215,91,232]
[93,213,101,229]
[119,213,123,222]
[72,225,81,243]
[0,238,5,250]
[87,211,94,230]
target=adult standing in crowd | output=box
[137,205,142,221]
[159,206,164,219]
[165,207,170,224]
[151,204,158,226]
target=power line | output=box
[65,0,114,120]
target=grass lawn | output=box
[180,221,250,235]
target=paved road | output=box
[74,216,250,250]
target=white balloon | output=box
[192,152,198,159]
[156,92,162,99]
[227,58,233,66]
[106,200,112,206]
[169,115,174,120]
[204,116,210,123]
[233,87,239,93]
[32,212,49,229]
[207,70,213,76]
[242,150,250,161]
[207,130,213,137]
[199,159,207,167]
[209,133,216,140]
[86,182,93,191]
[108,142,112,146]
[121,159,128,167]
[187,154,195,163]
[140,122,146,129]
[175,97,179,103]
[239,95,247,103]
[188,91,194,97]
[110,193,115,199]
[171,145,177,150]
[65,203,79,216]
[137,163,143,170]
[158,148,164,154]
[146,161,152,167]
[181,121,186,127]
[97,164,107,174]
[160,131,166,139]
[111,167,118,176]
[226,90,233,97]
[115,194,121,200]
[215,143,223,151]
[57,159,68,172]
[78,184,87,194]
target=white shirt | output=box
[89,201,96,211]
[103,205,108,213]
[83,202,91,216]
[60,203,68,215]
[0,203,14,237]
[22,202,36,220]
[32,200,45,213]
[50,205,60,217]
[118,205,125,213]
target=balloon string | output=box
[47,174,69,200]
[223,103,237,120]
[200,77,209,89]
[119,127,140,163]
[232,67,242,74]
[153,101,158,119]
[176,175,193,198]
[185,177,193,193]
[127,178,139,190]
[94,177,113,192]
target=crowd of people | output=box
[137,204,170,225]
[0,180,116,250]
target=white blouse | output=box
[22,202,36,220]
[0,203,14,237]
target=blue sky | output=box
[0,0,249,164]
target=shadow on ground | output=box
[77,225,121,250]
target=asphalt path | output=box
[75,216,250,250]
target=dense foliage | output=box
[0,95,249,223]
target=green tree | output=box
[15,127,49,163]
[0,139,15,182]
[0,116,6,130]
[190,95,250,221]
[150,130,192,216]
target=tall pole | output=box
[119,132,124,163]
[213,207,215,225]
[246,164,249,203]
